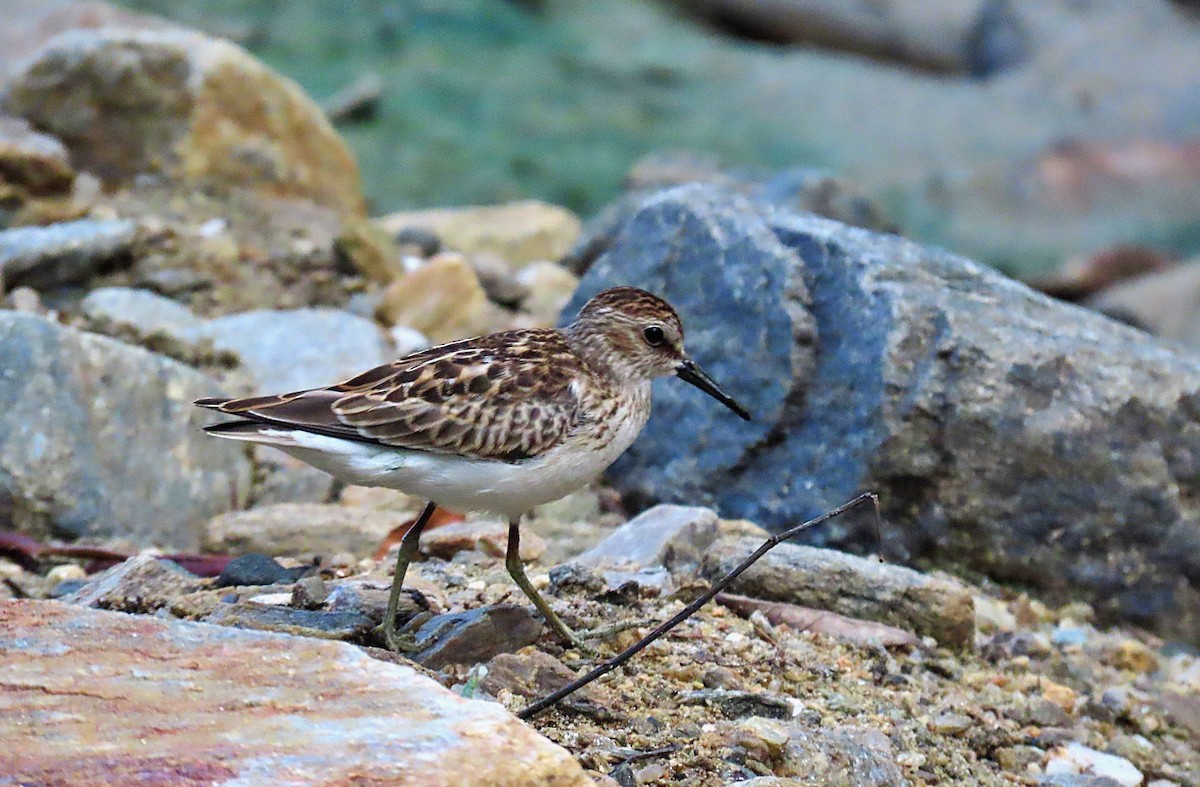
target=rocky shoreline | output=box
[1,3,1198,785]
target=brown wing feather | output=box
[196,330,583,462]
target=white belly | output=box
[264,406,645,520]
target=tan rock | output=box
[480,649,581,700]
[704,535,976,650]
[0,116,74,198]
[422,518,547,562]
[4,28,365,216]
[0,599,589,786]
[718,518,772,540]
[203,503,407,558]
[1086,259,1200,349]
[377,200,582,267]
[1041,680,1078,714]
[335,215,404,282]
[974,595,1018,634]
[63,554,199,612]
[1104,639,1161,674]
[377,252,503,341]
[517,260,579,326]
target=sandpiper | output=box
[196,286,750,652]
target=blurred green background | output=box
[120,0,803,216]
[118,0,1200,275]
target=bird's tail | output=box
[202,420,304,447]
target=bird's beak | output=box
[676,358,751,421]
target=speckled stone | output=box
[0,311,250,548]
[705,535,975,650]
[0,218,136,289]
[80,286,204,338]
[572,504,718,573]
[0,599,589,786]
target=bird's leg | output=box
[506,517,598,657]
[376,500,437,652]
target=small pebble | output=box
[701,666,743,691]
[214,554,311,588]
[995,745,1044,771]
[629,717,660,735]
[1051,625,1090,648]
[46,564,86,583]
[931,712,973,736]
[1044,742,1143,787]
[736,717,790,753]
[393,226,441,257]
[326,552,357,572]
[247,593,292,606]
[291,576,329,609]
[633,763,667,784]
[1098,687,1131,718]
[1041,681,1078,714]
[1104,640,1159,673]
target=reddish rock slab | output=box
[0,599,588,786]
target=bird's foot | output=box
[578,618,654,642]
[374,612,431,653]
[541,615,603,658]
[556,618,655,658]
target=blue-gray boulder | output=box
[566,184,1200,641]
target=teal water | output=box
[121,0,819,216]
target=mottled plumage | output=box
[198,329,583,463]
[196,286,749,652]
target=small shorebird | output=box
[196,286,750,652]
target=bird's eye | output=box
[642,325,666,346]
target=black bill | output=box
[676,359,751,421]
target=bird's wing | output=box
[196,330,583,462]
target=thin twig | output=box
[616,743,682,765]
[518,492,880,720]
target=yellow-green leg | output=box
[506,518,597,656]
[376,501,437,652]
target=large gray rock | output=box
[572,504,719,572]
[190,308,390,393]
[704,536,975,649]
[0,311,250,547]
[80,286,204,337]
[0,219,136,290]
[567,184,1200,640]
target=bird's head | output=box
[566,286,750,420]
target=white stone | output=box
[1045,742,1143,786]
